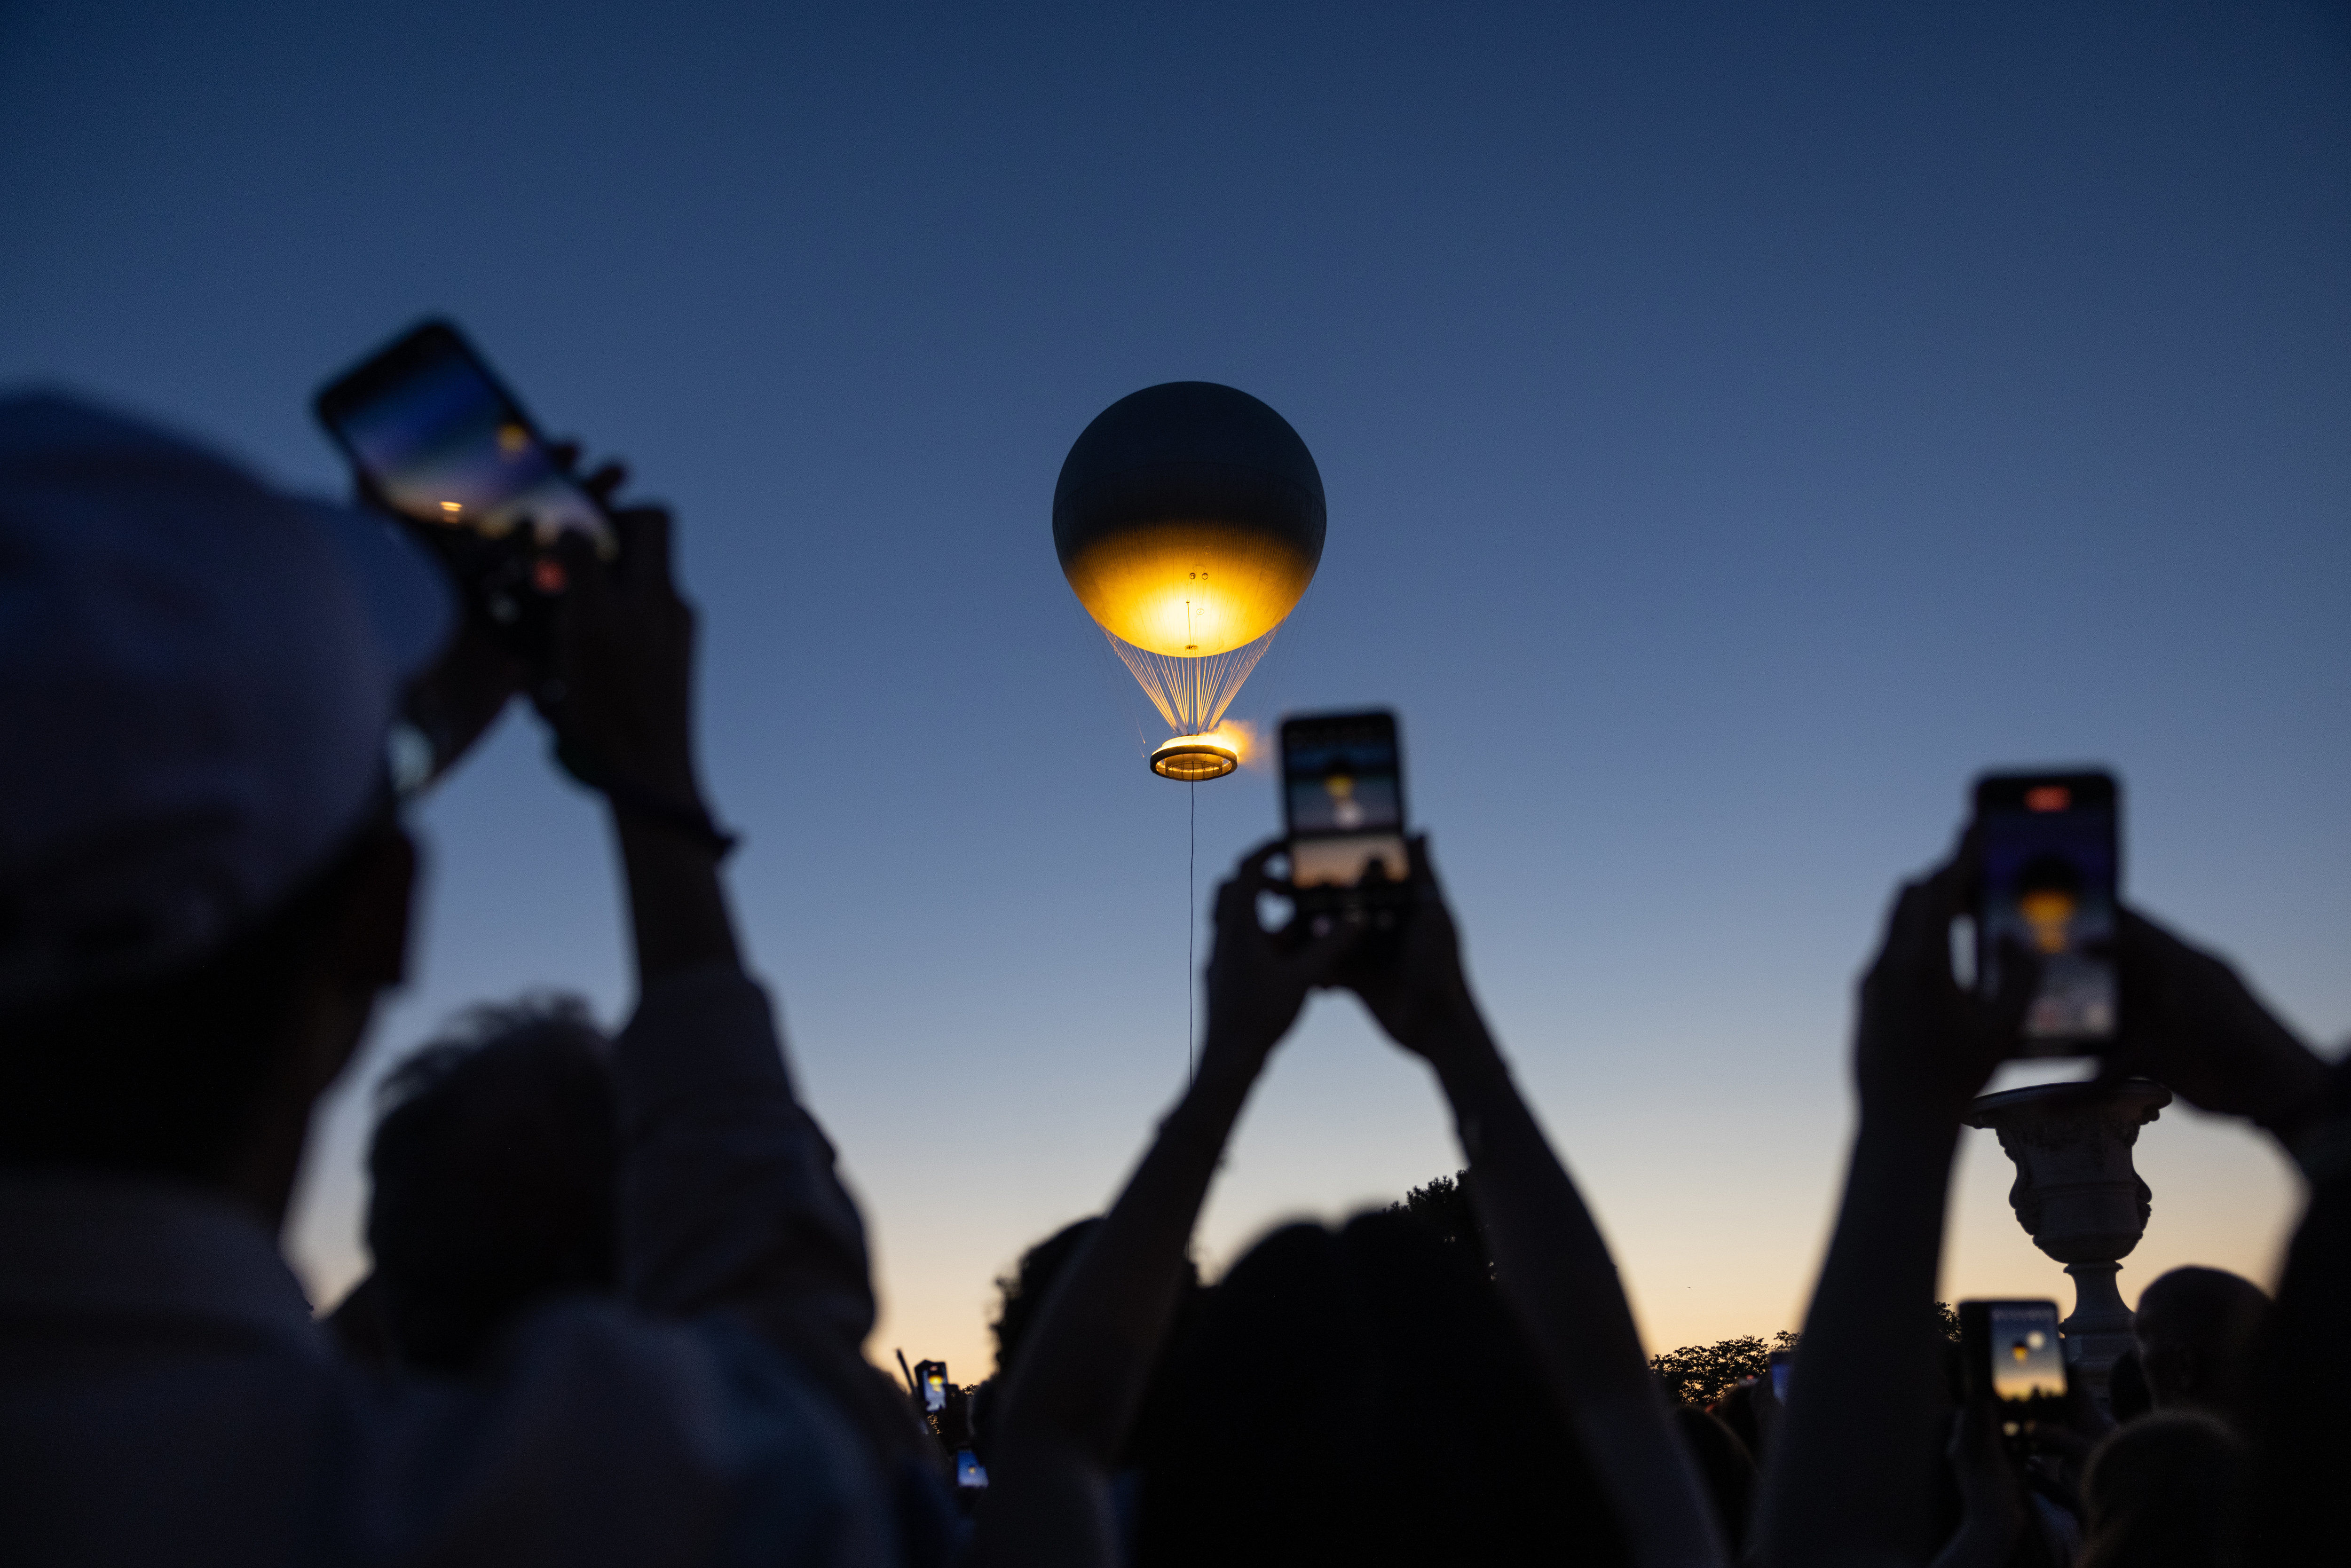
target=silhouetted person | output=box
[2077,1413,2247,1568]
[1710,1379,1766,1466]
[1131,1209,1627,1567]
[970,839,1724,1568]
[1747,825,2333,1568]
[989,1217,1105,1382]
[2130,1267,2267,1431]
[1672,1404,1759,1559]
[0,393,940,1565]
[969,1213,1204,1476]
[2106,1346,2152,1424]
[2246,1045,2351,1562]
[338,995,620,1374]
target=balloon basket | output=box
[1150,734,1239,781]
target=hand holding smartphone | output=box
[1957,1299,2067,1447]
[315,319,616,650]
[914,1359,950,1415]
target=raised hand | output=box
[1198,841,1362,1076]
[536,499,711,820]
[2105,908,2327,1141]
[528,479,737,980]
[389,445,631,788]
[972,842,1361,1568]
[1854,848,2036,1127]
[1755,845,2043,1568]
[1325,834,1727,1567]
[1927,1402,2028,1568]
[1334,835,1491,1067]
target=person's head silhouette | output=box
[0,393,450,1214]
[356,996,619,1373]
[1131,1210,1628,1568]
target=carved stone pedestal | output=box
[1963,1079,2170,1408]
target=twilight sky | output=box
[3,0,2344,1380]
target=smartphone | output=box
[915,1359,949,1416]
[1767,1349,1794,1403]
[315,318,614,557]
[1971,770,2119,1057]
[1959,1299,2067,1439]
[1281,709,1409,919]
[954,1449,989,1489]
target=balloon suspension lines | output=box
[1187,778,1196,1085]
[1109,625,1280,736]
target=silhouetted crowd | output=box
[2,390,2343,1567]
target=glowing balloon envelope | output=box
[1054,382,1325,779]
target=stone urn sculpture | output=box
[1963,1079,2170,1404]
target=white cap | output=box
[0,390,456,1006]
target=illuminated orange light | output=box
[1062,521,1317,658]
[2018,889,2076,954]
[2025,786,2070,812]
[1150,733,1240,781]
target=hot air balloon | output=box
[1054,382,1325,780]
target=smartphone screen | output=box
[315,320,613,552]
[1282,710,1408,898]
[1961,1299,2067,1433]
[918,1363,948,1415]
[954,1449,989,1489]
[1767,1350,1793,1403]
[1972,771,2119,1056]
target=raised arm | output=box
[1749,852,2027,1568]
[1341,838,1725,1568]
[392,447,623,788]
[968,843,1357,1568]
[2105,909,2337,1560]
[533,504,876,1374]
[2105,909,2329,1152]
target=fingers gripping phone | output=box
[1958,1299,2067,1445]
[1971,771,2120,1057]
[314,319,614,639]
[1282,709,1409,925]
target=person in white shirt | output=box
[0,392,946,1568]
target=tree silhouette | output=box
[1385,1169,1489,1271]
[1648,1304,1961,1407]
[1386,1170,1965,1409]
[1649,1332,1799,1407]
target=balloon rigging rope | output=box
[1188,778,1197,1085]
[1106,626,1279,736]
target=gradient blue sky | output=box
[4,0,2344,1379]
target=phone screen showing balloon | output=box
[1960,1299,2067,1439]
[1971,771,2119,1057]
[1283,710,1408,906]
[315,319,614,552]
[915,1361,949,1415]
